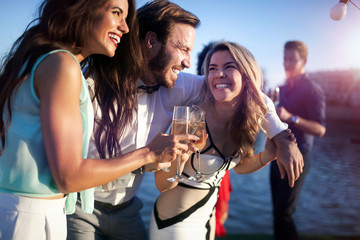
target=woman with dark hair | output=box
[150,42,294,239]
[0,0,194,238]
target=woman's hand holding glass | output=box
[159,105,206,182]
[146,132,198,172]
[167,106,193,182]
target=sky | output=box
[1,0,360,89]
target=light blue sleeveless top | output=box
[0,50,94,203]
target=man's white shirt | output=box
[88,72,287,205]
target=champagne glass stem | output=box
[196,150,201,174]
[176,156,181,177]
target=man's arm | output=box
[272,130,303,187]
[276,106,326,137]
[261,93,304,187]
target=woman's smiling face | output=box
[84,0,130,58]
[208,50,244,105]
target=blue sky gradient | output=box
[1,0,360,88]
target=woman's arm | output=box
[36,52,197,193]
[262,93,303,187]
[233,138,277,174]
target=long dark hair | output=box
[0,0,143,157]
[85,0,142,158]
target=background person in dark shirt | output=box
[270,40,326,240]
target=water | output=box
[138,118,360,235]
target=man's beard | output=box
[148,45,173,88]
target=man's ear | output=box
[145,31,158,49]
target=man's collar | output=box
[137,80,160,94]
[137,84,160,94]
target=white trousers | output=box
[0,192,67,240]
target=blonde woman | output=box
[149,42,294,239]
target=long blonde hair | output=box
[202,41,267,159]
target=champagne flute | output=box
[188,105,206,183]
[273,87,280,106]
[167,106,190,182]
[267,87,280,107]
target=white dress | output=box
[149,123,241,240]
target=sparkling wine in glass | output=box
[167,106,190,182]
[187,105,206,182]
